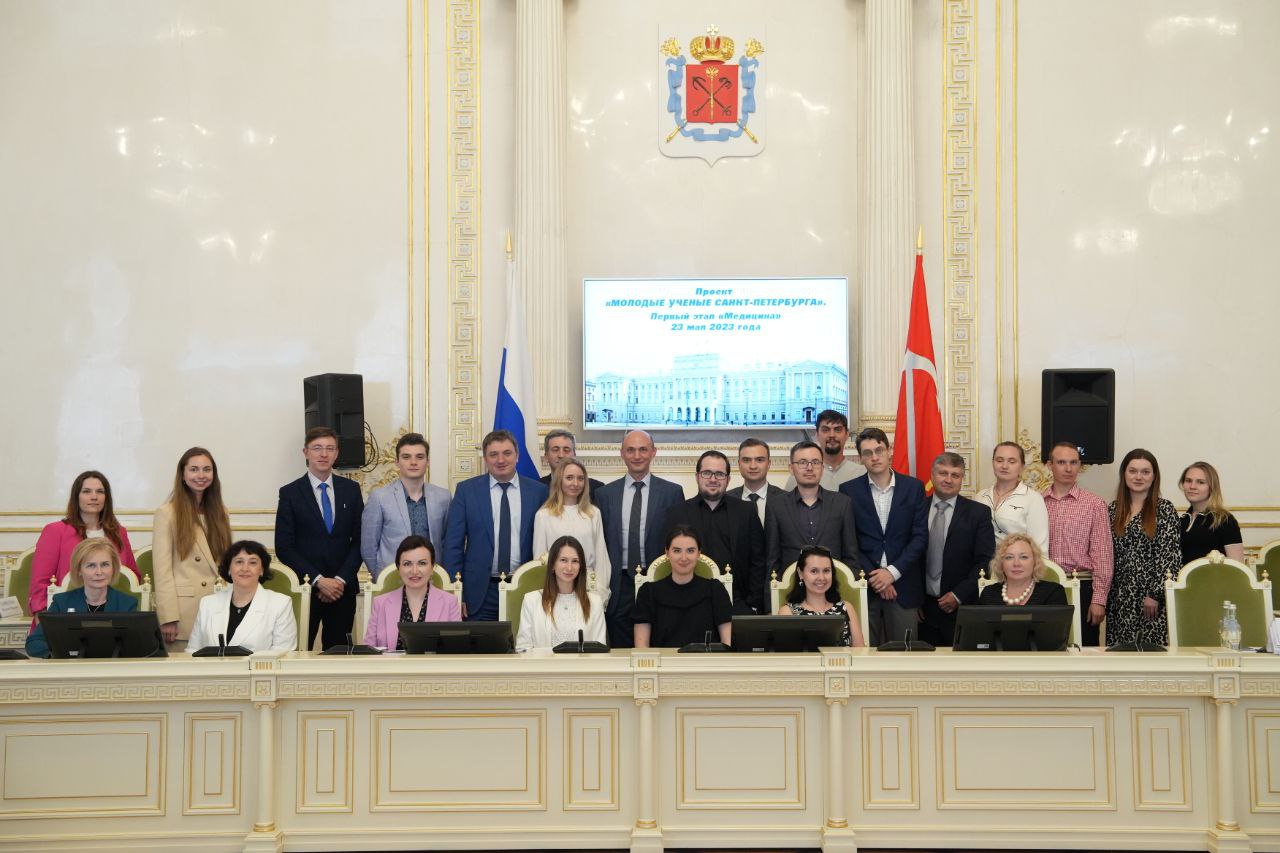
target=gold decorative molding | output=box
[0,680,250,704]
[847,676,1212,696]
[447,0,482,487]
[276,677,631,699]
[943,0,979,485]
[658,676,824,696]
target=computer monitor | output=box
[38,611,168,659]
[398,621,515,654]
[731,614,847,652]
[952,605,1074,652]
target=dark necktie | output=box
[496,482,512,577]
[748,491,762,524]
[627,481,645,572]
[319,482,334,533]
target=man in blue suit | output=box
[275,426,365,650]
[442,429,549,621]
[840,427,929,646]
[361,432,450,576]
[596,430,685,647]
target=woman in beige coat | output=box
[153,447,232,647]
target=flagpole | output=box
[916,225,923,253]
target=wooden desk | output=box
[1,648,1277,852]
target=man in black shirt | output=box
[665,450,767,613]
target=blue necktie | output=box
[496,482,512,577]
[319,482,334,533]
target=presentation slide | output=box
[583,277,849,430]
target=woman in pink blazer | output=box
[29,470,139,614]
[365,536,461,650]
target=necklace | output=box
[1001,579,1036,605]
[85,601,106,613]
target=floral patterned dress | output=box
[1106,498,1181,646]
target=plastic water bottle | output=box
[1219,601,1232,647]
[1224,603,1242,651]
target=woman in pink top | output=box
[364,536,462,650]
[29,470,139,614]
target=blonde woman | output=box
[1178,461,1244,563]
[978,533,1067,607]
[973,441,1049,552]
[153,447,232,647]
[26,540,137,658]
[515,536,606,651]
[532,458,610,606]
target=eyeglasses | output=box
[858,446,887,459]
[697,470,729,481]
[307,444,338,454]
[791,459,823,469]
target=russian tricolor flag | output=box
[494,239,539,478]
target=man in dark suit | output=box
[275,426,365,650]
[666,450,767,613]
[537,428,605,493]
[727,437,785,528]
[442,429,549,621]
[918,452,995,646]
[596,430,685,647]
[840,427,929,646]
[765,440,861,580]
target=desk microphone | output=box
[216,633,226,658]
[577,629,585,654]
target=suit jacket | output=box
[441,475,549,615]
[932,495,996,605]
[274,474,364,596]
[364,586,462,649]
[28,520,140,614]
[726,483,787,500]
[841,474,930,608]
[25,586,137,658]
[186,586,298,653]
[596,475,686,603]
[665,496,767,612]
[360,479,451,574]
[152,501,222,640]
[764,487,861,577]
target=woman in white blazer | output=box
[187,540,297,653]
[516,536,606,651]
[973,441,1050,553]
[532,459,611,606]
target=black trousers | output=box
[919,595,957,647]
[606,571,634,649]
[1078,578,1100,646]
[309,592,357,651]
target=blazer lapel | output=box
[229,591,266,646]
[477,479,495,549]
[297,476,326,529]
[392,480,412,531]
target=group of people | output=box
[24,410,1245,656]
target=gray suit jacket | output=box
[361,479,451,574]
[764,487,862,577]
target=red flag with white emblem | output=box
[892,249,946,492]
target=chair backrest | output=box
[771,559,869,645]
[636,554,728,600]
[1167,555,1274,649]
[975,557,1083,647]
[358,564,456,641]
[498,559,548,639]
[261,562,311,651]
[1254,539,1280,613]
[46,567,152,612]
[134,546,153,587]
[7,548,36,616]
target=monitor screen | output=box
[952,605,1074,652]
[583,277,849,430]
[731,614,847,652]
[37,611,168,659]
[398,621,515,654]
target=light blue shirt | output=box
[489,475,522,576]
[619,473,653,572]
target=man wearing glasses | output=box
[665,450,767,613]
[765,440,861,582]
[275,426,365,650]
[841,427,928,646]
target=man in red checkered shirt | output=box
[1042,441,1113,647]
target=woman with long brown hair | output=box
[1106,448,1180,647]
[515,535,606,651]
[153,447,232,646]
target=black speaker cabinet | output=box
[1041,369,1115,464]
[303,373,365,468]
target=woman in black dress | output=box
[978,533,1067,607]
[633,526,732,648]
[1178,461,1244,564]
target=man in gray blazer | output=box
[361,433,451,576]
[765,440,862,580]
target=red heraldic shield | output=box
[685,63,739,124]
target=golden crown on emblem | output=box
[689,32,734,63]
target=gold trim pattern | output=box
[447,0,481,486]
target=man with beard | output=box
[785,409,861,490]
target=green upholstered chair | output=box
[260,562,311,651]
[7,548,35,616]
[1166,555,1274,649]
[358,563,457,642]
[770,558,869,645]
[47,567,151,612]
[635,554,727,601]
[133,546,153,590]
[498,559,548,640]
[1254,539,1280,613]
[977,557,1083,647]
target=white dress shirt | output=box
[619,473,653,571]
[869,473,901,579]
[741,485,770,524]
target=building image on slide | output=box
[585,354,848,428]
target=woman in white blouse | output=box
[186,541,297,654]
[532,458,610,606]
[516,536,607,651]
[973,441,1049,553]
